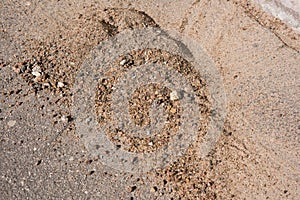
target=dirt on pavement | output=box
[1,0,299,199]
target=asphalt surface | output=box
[1,0,299,199]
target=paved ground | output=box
[1,0,299,199]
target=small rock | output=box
[150,186,158,193]
[170,90,179,101]
[170,108,177,113]
[43,83,50,87]
[7,120,16,127]
[32,71,41,77]
[32,65,41,73]
[120,59,127,66]
[150,187,156,193]
[61,115,69,122]
[148,141,153,146]
[57,82,64,88]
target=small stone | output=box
[32,71,41,77]
[170,90,179,101]
[120,59,127,66]
[170,108,177,113]
[61,115,69,122]
[57,82,64,88]
[7,120,16,127]
[148,141,153,146]
[150,186,158,193]
[43,83,50,87]
[85,117,92,123]
[32,65,41,73]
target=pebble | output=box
[32,65,41,73]
[57,82,64,88]
[7,120,16,127]
[61,115,69,122]
[170,90,179,101]
[32,65,42,77]
[150,187,156,193]
[170,108,177,113]
[120,59,127,66]
[32,71,41,77]
[43,83,50,87]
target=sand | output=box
[1,0,299,199]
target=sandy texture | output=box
[1,0,299,199]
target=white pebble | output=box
[170,90,179,101]
[120,59,127,66]
[57,82,64,88]
[31,71,41,77]
[7,120,16,127]
[61,116,68,122]
[32,65,41,73]
[43,83,50,87]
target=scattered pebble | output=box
[170,108,177,113]
[32,71,41,77]
[148,141,153,146]
[7,120,16,127]
[150,187,157,193]
[32,65,42,77]
[120,59,127,66]
[170,90,179,101]
[43,82,50,87]
[57,82,64,88]
[61,115,69,122]
[61,116,66,122]
[32,65,41,73]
